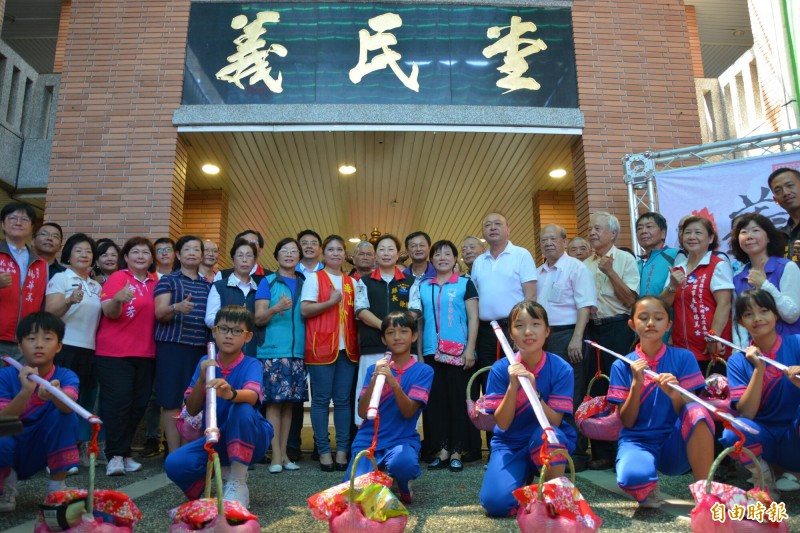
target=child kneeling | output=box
[609,296,714,508]
[479,301,577,517]
[0,312,80,512]
[345,310,433,504]
[165,306,274,508]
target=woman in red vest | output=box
[300,235,359,472]
[661,215,734,373]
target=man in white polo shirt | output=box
[470,212,538,459]
[471,212,538,361]
[538,224,596,471]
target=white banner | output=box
[656,151,800,252]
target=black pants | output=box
[95,356,154,458]
[544,326,588,456]
[424,357,479,455]
[473,320,512,456]
[584,318,636,461]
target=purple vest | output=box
[734,256,800,336]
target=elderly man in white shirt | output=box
[538,224,597,471]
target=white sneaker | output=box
[106,456,125,476]
[67,466,79,476]
[638,485,665,509]
[222,479,250,508]
[0,469,18,513]
[123,457,142,473]
[283,461,300,471]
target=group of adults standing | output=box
[2,166,800,476]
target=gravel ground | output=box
[2,453,799,532]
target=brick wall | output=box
[685,5,705,78]
[182,189,229,267]
[572,0,703,247]
[45,0,191,244]
[531,190,579,264]
[53,0,71,74]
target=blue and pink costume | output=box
[479,352,576,517]
[345,357,433,495]
[0,365,80,480]
[608,344,713,503]
[165,353,274,499]
[721,334,800,470]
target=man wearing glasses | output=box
[0,202,48,362]
[296,229,324,277]
[33,222,65,279]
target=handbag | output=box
[430,284,465,365]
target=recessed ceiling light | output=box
[348,237,361,243]
[549,168,567,178]
[202,164,220,175]
[339,165,356,175]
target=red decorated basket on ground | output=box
[34,489,142,532]
[169,450,260,532]
[689,446,789,532]
[169,499,260,532]
[309,450,409,532]
[514,450,602,533]
[466,367,496,432]
[574,374,621,442]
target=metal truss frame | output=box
[623,128,800,252]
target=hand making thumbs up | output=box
[174,292,194,314]
[114,280,135,303]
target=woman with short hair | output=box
[153,235,211,454]
[94,237,157,476]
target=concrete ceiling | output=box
[1,0,61,73]
[687,0,754,78]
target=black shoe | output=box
[310,447,320,461]
[139,438,161,458]
[449,458,463,472]
[286,447,302,462]
[335,462,348,472]
[571,455,589,473]
[588,458,613,470]
[320,462,335,472]
[428,457,449,470]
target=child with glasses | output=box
[165,305,274,508]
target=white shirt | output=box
[664,251,734,293]
[296,260,324,278]
[537,253,597,326]
[354,271,395,313]
[204,274,258,329]
[7,242,30,287]
[583,245,640,318]
[212,264,260,282]
[470,241,538,321]
[46,269,103,349]
[301,270,346,350]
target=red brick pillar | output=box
[182,190,230,267]
[572,0,702,245]
[45,0,191,243]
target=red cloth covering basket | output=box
[169,499,260,532]
[176,405,205,443]
[309,450,408,532]
[34,489,142,532]
[689,446,789,532]
[574,374,621,441]
[465,367,496,432]
[513,452,602,533]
